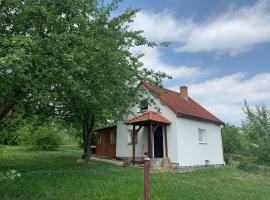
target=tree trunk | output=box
[0,88,22,121]
[81,115,95,162]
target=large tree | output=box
[0,0,168,161]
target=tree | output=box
[52,1,169,161]
[222,123,246,155]
[0,0,169,161]
[242,101,270,164]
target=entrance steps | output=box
[150,158,172,169]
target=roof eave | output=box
[177,113,225,126]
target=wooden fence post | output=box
[144,157,150,200]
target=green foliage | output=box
[0,145,5,157]
[0,106,26,145]
[19,122,61,151]
[242,101,270,164]
[237,161,259,172]
[223,154,230,164]
[222,123,248,155]
[0,0,169,122]
[31,127,61,151]
[0,169,21,181]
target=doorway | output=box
[154,125,163,158]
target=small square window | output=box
[198,129,207,144]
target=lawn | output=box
[0,146,269,200]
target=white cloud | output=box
[132,10,193,42]
[171,72,270,124]
[131,46,214,79]
[132,0,270,55]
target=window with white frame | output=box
[198,128,207,144]
[127,129,138,145]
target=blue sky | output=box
[116,0,270,125]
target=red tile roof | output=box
[142,82,224,125]
[127,111,171,125]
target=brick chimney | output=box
[180,86,188,101]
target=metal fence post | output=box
[144,157,150,200]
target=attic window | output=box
[140,99,148,112]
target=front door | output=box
[154,125,163,158]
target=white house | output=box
[95,82,225,167]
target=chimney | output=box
[180,86,188,101]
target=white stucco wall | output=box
[115,121,148,159]
[177,118,224,166]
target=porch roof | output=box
[127,111,171,125]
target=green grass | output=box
[0,145,269,200]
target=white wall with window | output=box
[198,128,207,144]
[177,118,224,166]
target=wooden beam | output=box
[132,125,136,165]
[148,123,153,158]
[135,125,143,134]
[152,124,160,134]
[164,125,168,158]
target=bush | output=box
[19,123,61,151]
[0,107,27,145]
[0,145,5,157]
[224,154,230,164]
[0,170,21,181]
[237,161,259,172]
[31,127,61,150]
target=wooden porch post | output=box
[164,125,168,158]
[148,123,153,158]
[132,125,136,165]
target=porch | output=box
[127,111,171,166]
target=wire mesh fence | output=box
[0,146,270,200]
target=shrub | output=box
[31,127,61,150]
[237,161,259,172]
[0,145,5,157]
[19,123,61,151]
[224,154,230,164]
[0,170,21,181]
[0,107,26,145]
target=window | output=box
[110,130,116,144]
[127,129,138,145]
[198,129,207,144]
[97,134,102,144]
[139,99,148,112]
